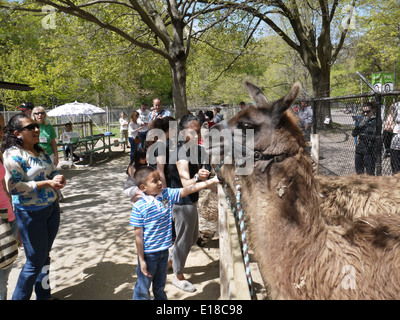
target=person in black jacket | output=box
[352,102,377,175]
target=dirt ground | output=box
[6,147,221,300]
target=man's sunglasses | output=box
[21,123,40,131]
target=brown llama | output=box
[205,81,400,299]
[316,173,400,219]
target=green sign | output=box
[372,72,394,92]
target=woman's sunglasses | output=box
[33,112,46,116]
[21,123,40,131]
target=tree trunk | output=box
[168,15,189,121]
[311,66,332,128]
[169,55,188,121]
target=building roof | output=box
[0,81,35,91]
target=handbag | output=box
[0,208,18,270]
[134,136,141,145]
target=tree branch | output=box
[331,0,356,64]
[4,0,171,59]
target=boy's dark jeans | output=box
[133,249,168,300]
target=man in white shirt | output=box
[148,98,171,123]
[137,102,150,148]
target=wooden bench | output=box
[81,139,127,165]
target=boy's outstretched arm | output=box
[134,227,151,278]
[180,175,219,198]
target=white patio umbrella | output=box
[47,101,105,117]
[47,101,106,133]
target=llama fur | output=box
[198,189,219,241]
[208,81,400,299]
[317,173,400,218]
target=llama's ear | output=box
[244,80,269,107]
[270,82,301,127]
[283,82,301,107]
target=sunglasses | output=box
[21,123,40,131]
[363,110,372,114]
[33,112,46,116]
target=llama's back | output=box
[273,215,400,300]
[316,173,400,218]
[319,214,400,299]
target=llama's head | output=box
[203,81,307,186]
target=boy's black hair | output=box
[134,166,156,187]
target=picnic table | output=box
[57,133,126,166]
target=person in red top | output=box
[0,114,20,300]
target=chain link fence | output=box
[310,91,400,176]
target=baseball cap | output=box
[17,102,34,111]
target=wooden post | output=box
[311,133,320,174]
[218,184,251,300]
[218,184,230,299]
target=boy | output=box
[129,166,218,300]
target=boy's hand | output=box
[140,261,151,278]
[210,175,220,184]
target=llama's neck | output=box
[247,151,324,229]
[241,151,326,297]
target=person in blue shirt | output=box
[130,166,218,300]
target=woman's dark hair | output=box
[1,114,43,153]
[205,110,214,120]
[177,113,199,132]
[126,148,148,175]
[197,110,207,125]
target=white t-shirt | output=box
[119,117,129,131]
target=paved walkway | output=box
[7,149,220,300]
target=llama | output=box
[205,81,400,299]
[317,173,400,219]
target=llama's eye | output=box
[237,122,256,130]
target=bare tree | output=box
[205,0,356,98]
[197,0,357,126]
[2,0,238,119]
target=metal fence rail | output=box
[311,91,400,176]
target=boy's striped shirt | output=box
[130,188,181,253]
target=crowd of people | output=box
[293,98,400,176]
[349,100,400,176]
[0,97,231,300]
[4,96,400,300]
[124,100,228,299]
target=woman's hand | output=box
[131,188,143,203]
[35,175,66,191]
[51,175,66,190]
[53,155,59,167]
[197,168,210,181]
